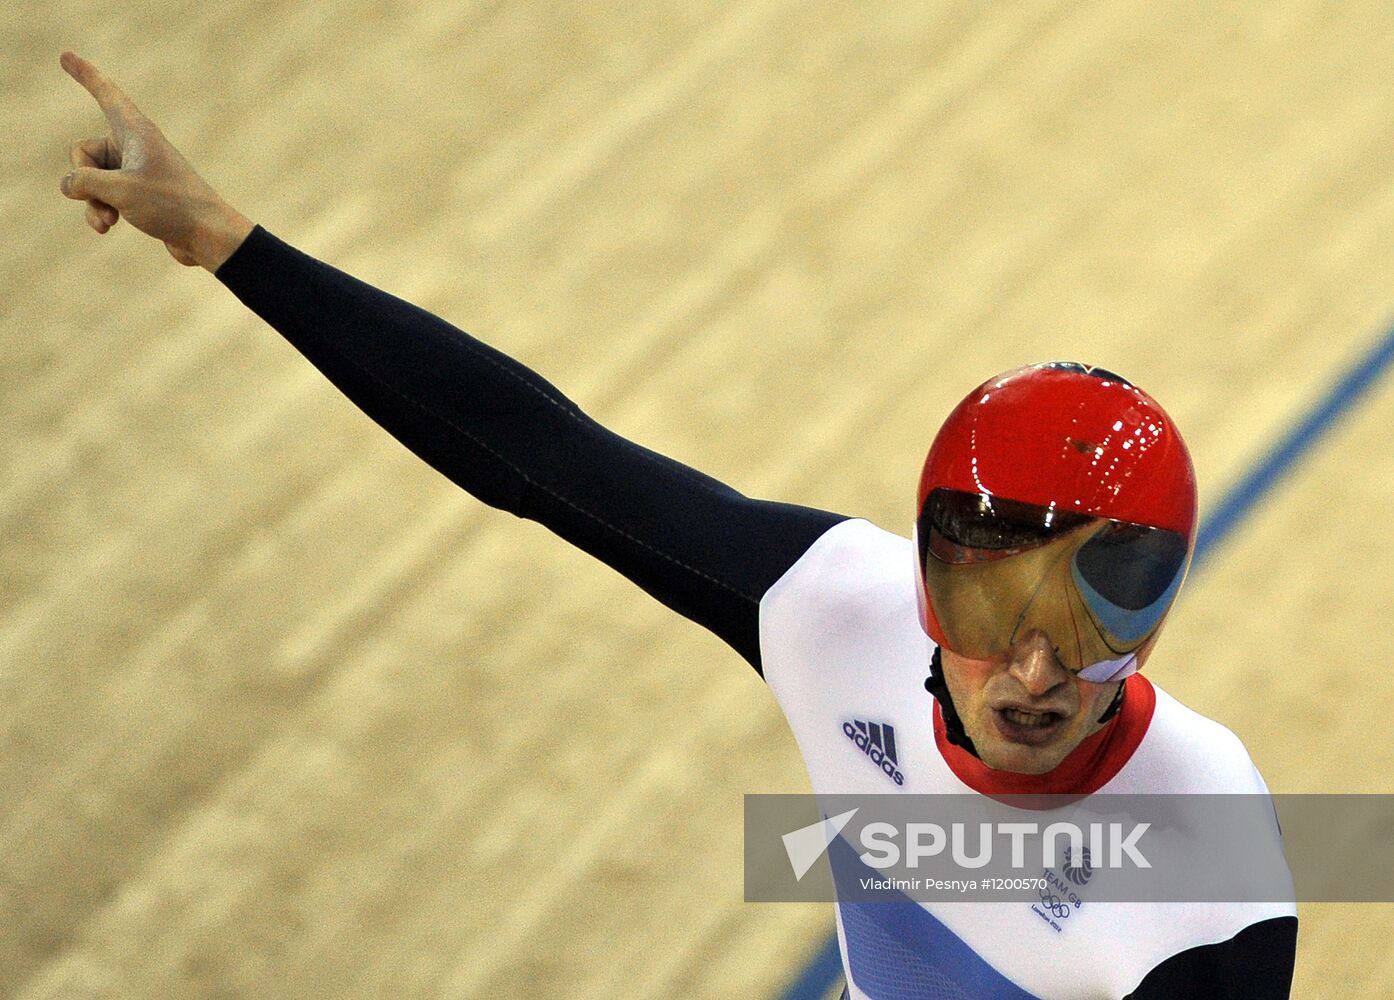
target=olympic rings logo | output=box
[1037,886,1072,919]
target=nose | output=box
[1006,631,1072,697]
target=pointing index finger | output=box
[60,51,143,130]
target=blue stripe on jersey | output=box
[828,835,1039,999]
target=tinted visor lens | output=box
[918,488,1189,675]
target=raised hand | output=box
[58,51,254,271]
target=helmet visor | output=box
[916,488,1189,681]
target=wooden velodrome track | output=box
[6,2,1394,997]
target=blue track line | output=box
[1192,322,1394,573]
[774,317,1394,1000]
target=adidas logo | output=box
[842,719,904,786]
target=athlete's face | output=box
[939,630,1135,774]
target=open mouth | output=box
[992,706,1067,746]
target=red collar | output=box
[932,673,1156,796]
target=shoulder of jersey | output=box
[757,518,924,689]
[760,518,916,633]
[1122,682,1273,794]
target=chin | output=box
[977,738,1070,775]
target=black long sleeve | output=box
[213,225,848,673]
[1124,915,1298,999]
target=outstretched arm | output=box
[57,52,848,672]
[211,224,847,669]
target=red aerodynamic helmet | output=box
[913,362,1197,683]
